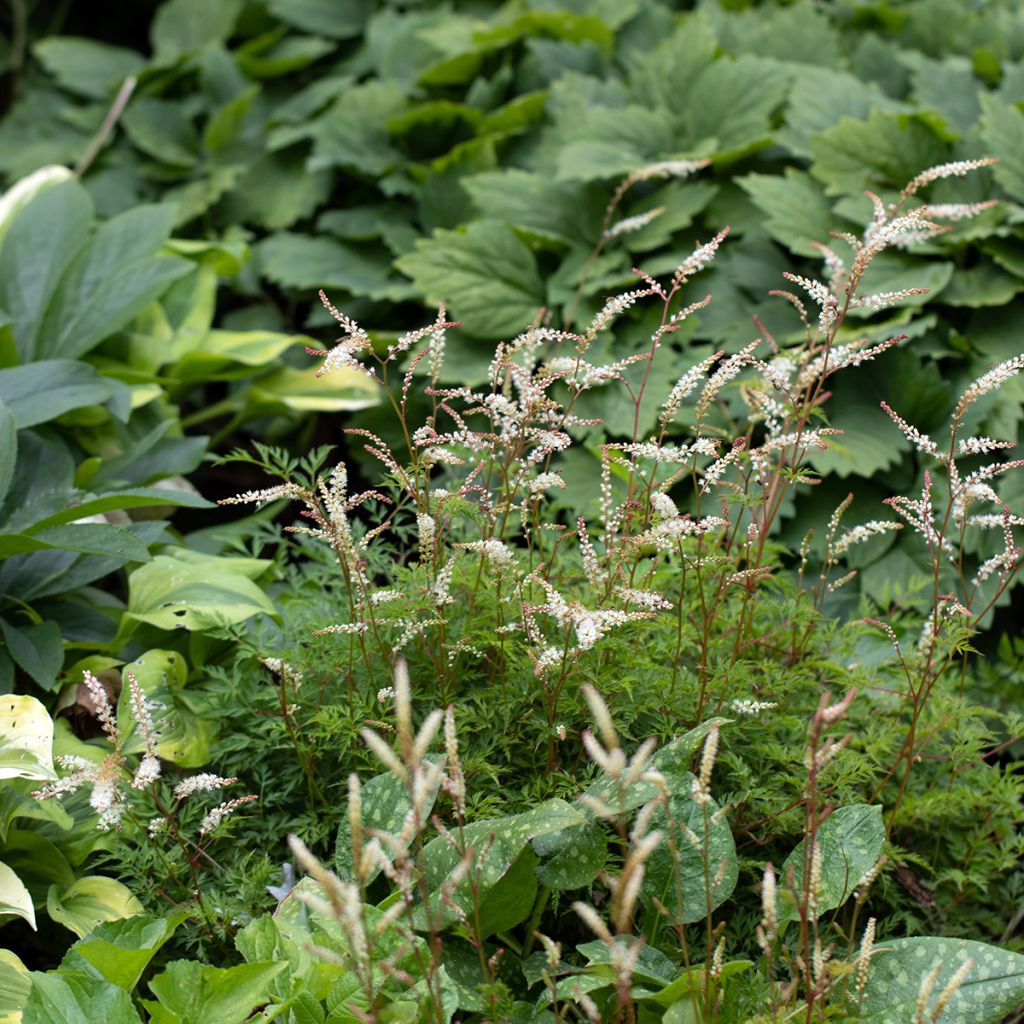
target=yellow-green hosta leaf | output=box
[247,365,379,413]
[46,877,143,939]
[0,861,35,930]
[0,947,30,1024]
[0,695,56,781]
[116,649,215,767]
[125,552,276,632]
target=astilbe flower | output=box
[35,669,254,836]
[34,670,158,830]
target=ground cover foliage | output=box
[0,0,1023,1022]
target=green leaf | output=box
[23,971,143,1024]
[46,877,143,939]
[533,820,607,890]
[463,169,600,245]
[715,0,840,66]
[0,524,152,562]
[0,361,113,429]
[247,365,380,414]
[121,99,200,169]
[40,204,188,359]
[266,0,374,39]
[778,67,905,159]
[0,399,15,509]
[334,762,442,883]
[419,799,586,932]
[0,860,36,929]
[396,221,544,338]
[257,232,409,300]
[859,937,1024,1024]
[236,34,336,79]
[0,180,93,362]
[0,948,31,1020]
[65,915,179,991]
[150,0,244,62]
[556,105,676,183]
[476,846,538,937]
[172,329,312,379]
[32,37,144,99]
[980,93,1024,203]
[810,111,949,196]
[640,775,738,925]
[940,259,1023,307]
[147,960,287,1024]
[583,719,730,817]
[0,619,63,692]
[219,151,332,231]
[116,649,216,766]
[907,54,982,138]
[14,487,212,535]
[779,805,883,922]
[681,55,790,157]
[124,552,276,632]
[307,81,406,177]
[738,169,834,256]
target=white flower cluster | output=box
[729,698,778,716]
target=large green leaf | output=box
[22,972,143,1024]
[777,67,905,159]
[0,695,56,779]
[0,620,63,691]
[257,232,408,300]
[681,54,790,157]
[0,181,93,362]
[124,552,276,632]
[15,488,211,536]
[980,92,1024,204]
[32,37,144,100]
[859,937,1024,1024]
[0,948,31,1021]
[307,81,406,176]
[738,169,834,256]
[147,960,287,1024]
[37,204,190,359]
[334,761,442,883]
[46,877,143,939]
[0,361,113,429]
[266,0,374,39]
[246,365,379,414]
[418,799,586,933]
[810,111,949,195]
[121,99,200,169]
[778,804,883,923]
[150,0,244,62]
[114,649,205,767]
[533,820,607,890]
[0,400,16,509]
[640,774,738,925]
[0,860,36,929]
[463,169,599,245]
[63,915,179,991]
[396,221,545,338]
[0,525,152,562]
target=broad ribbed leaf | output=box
[396,221,544,338]
[0,181,92,362]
